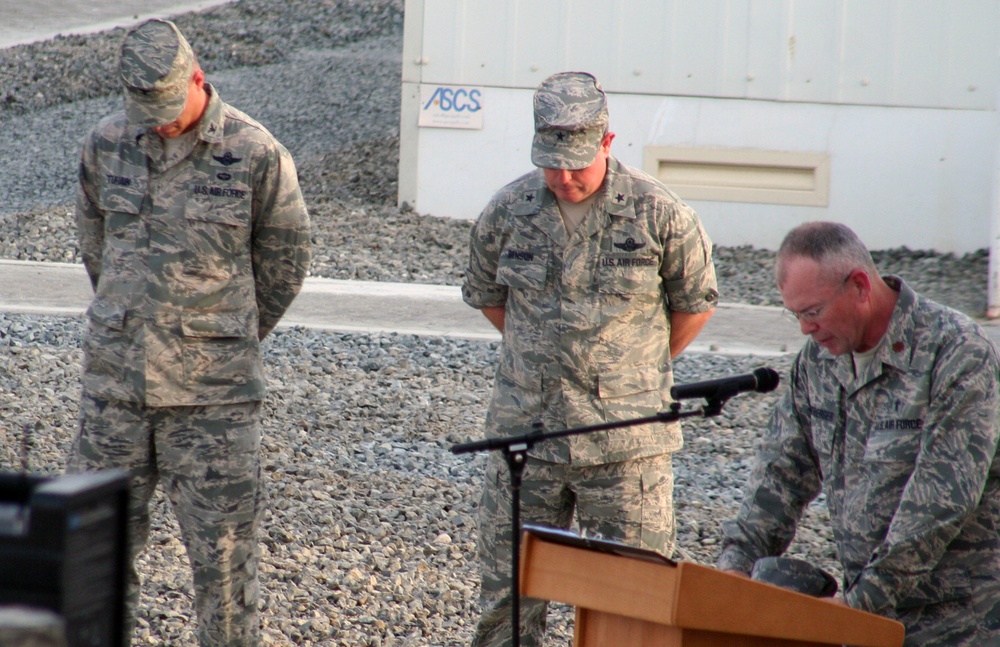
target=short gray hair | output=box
[775,221,878,287]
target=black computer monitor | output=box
[0,470,128,647]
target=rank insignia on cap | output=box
[892,341,905,353]
[530,71,609,170]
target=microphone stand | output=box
[451,397,729,647]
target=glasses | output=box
[783,273,853,323]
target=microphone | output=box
[670,367,780,402]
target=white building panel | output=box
[400,0,1000,261]
[408,0,998,109]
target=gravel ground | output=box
[0,1,992,645]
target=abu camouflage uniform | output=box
[718,277,1000,646]
[66,29,310,645]
[463,156,717,646]
[75,84,309,406]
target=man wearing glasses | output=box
[717,221,1000,645]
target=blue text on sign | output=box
[423,87,482,113]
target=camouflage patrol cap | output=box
[750,556,838,598]
[531,71,609,170]
[119,19,195,128]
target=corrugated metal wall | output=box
[413,0,998,111]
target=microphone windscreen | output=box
[753,367,780,393]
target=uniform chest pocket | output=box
[180,312,252,386]
[96,151,146,218]
[597,364,665,421]
[863,429,922,464]
[598,253,660,294]
[98,185,143,215]
[186,184,252,226]
[496,246,548,291]
[184,187,252,258]
[98,185,144,241]
[799,401,839,462]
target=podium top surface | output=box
[522,524,677,567]
[520,530,904,647]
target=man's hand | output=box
[481,306,506,333]
[669,310,714,358]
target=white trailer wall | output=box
[400,0,1000,255]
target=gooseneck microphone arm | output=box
[451,405,700,456]
[450,404,700,647]
[450,366,780,647]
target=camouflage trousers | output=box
[66,393,263,647]
[891,581,1000,646]
[472,452,675,647]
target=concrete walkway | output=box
[6,259,999,355]
[0,0,234,49]
[0,259,809,356]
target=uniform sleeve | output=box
[461,198,508,310]
[845,334,1000,613]
[251,141,311,340]
[659,200,718,314]
[716,355,824,573]
[76,129,105,292]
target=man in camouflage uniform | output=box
[66,19,311,647]
[462,71,718,647]
[717,222,1000,645]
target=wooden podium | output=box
[519,529,904,647]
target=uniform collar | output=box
[511,172,550,216]
[828,275,915,389]
[603,157,634,218]
[194,83,225,145]
[511,156,635,219]
[875,275,917,372]
[132,83,225,162]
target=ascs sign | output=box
[418,84,483,130]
